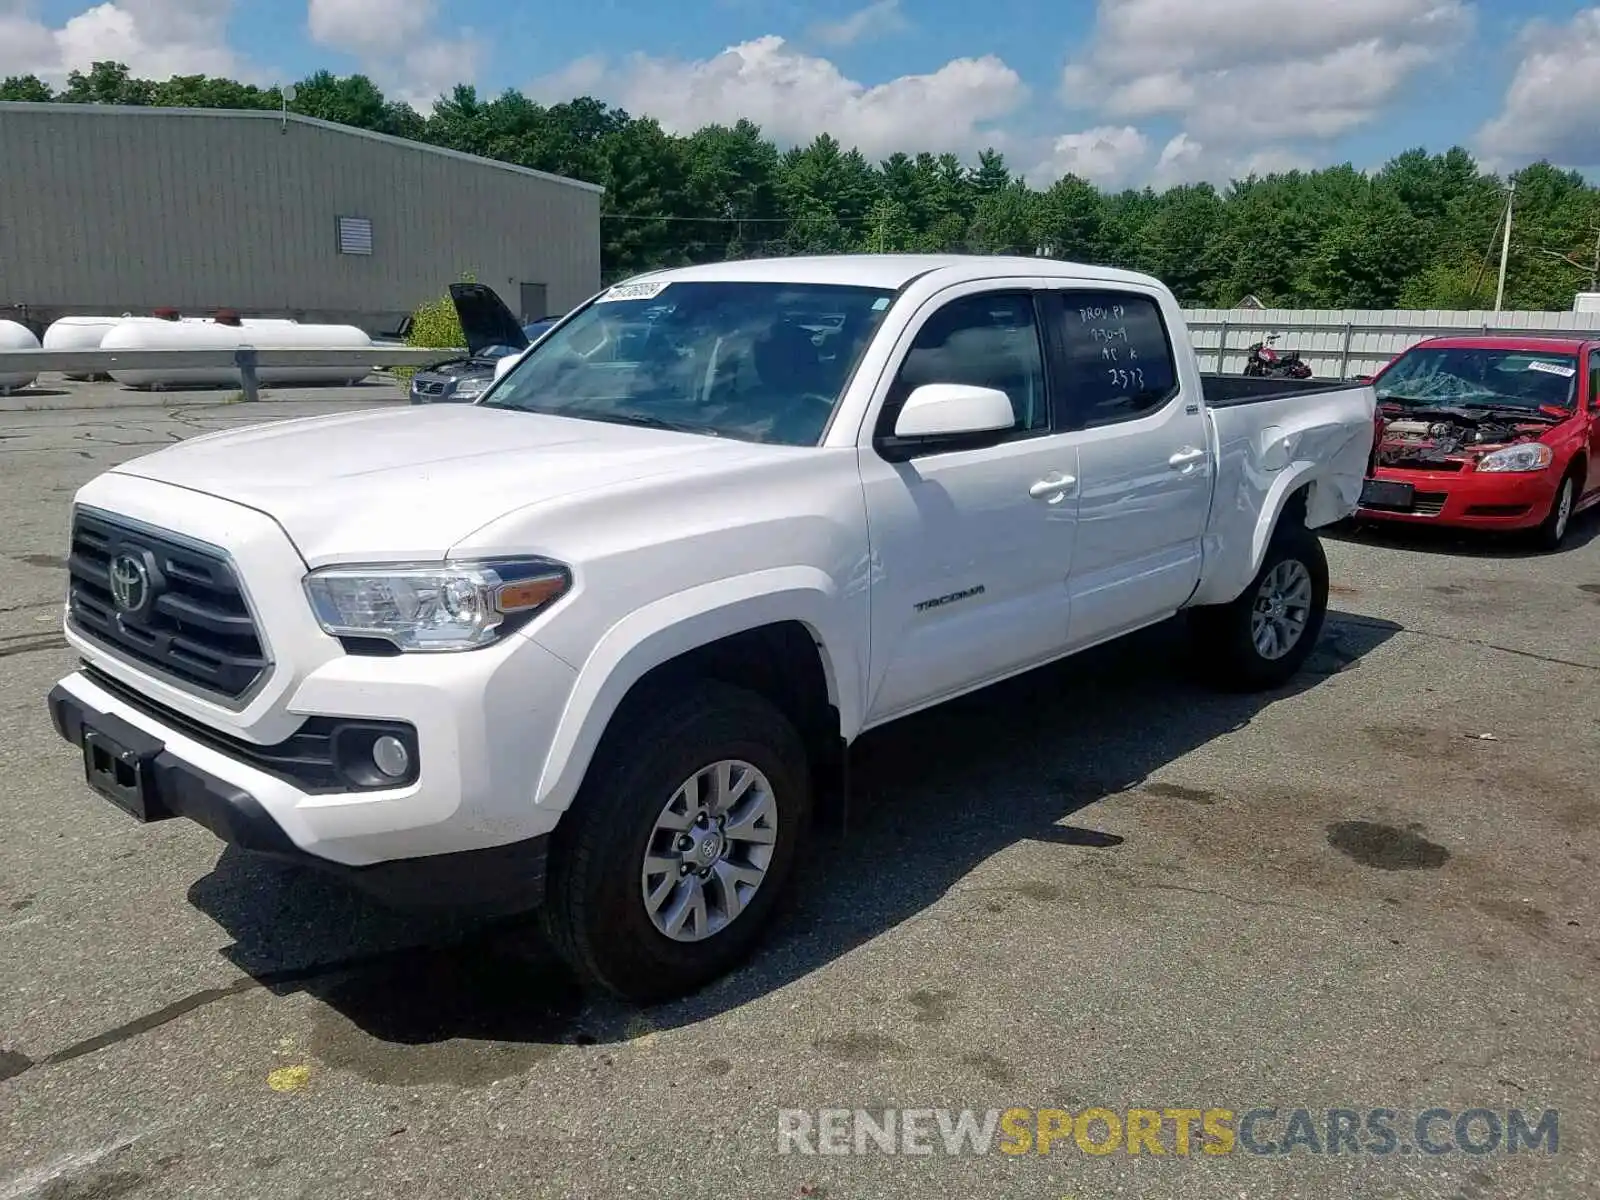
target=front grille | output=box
[1384,458,1464,472]
[412,378,448,396]
[67,509,269,702]
[1465,503,1532,518]
[1410,492,1448,516]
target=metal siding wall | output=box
[0,106,601,324]
[1183,308,1600,377]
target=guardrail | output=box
[0,346,461,400]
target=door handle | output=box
[1029,473,1077,500]
[1168,446,1206,469]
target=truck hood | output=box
[109,405,785,564]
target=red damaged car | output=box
[1357,335,1600,549]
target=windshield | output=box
[1376,346,1578,411]
[481,281,897,445]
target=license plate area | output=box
[1360,478,1415,510]
[83,727,160,821]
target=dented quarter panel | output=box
[1188,386,1376,608]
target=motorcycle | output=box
[1243,333,1313,379]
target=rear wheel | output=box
[1187,520,1329,692]
[1530,472,1577,552]
[541,679,812,1003]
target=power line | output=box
[600,212,880,223]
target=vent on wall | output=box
[336,215,373,255]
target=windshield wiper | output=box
[1458,401,1565,421]
[580,411,720,436]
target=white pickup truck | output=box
[47,255,1376,1002]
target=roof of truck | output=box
[622,254,1166,293]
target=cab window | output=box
[876,291,1049,441]
[1049,290,1180,429]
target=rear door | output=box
[1040,286,1212,648]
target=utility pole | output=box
[1494,179,1516,312]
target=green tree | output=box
[1,75,53,101]
[290,70,422,137]
[60,61,154,105]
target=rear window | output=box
[1053,291,1180,427]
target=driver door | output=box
[857,282,1082,725]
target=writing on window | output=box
[1059,292,1177,427]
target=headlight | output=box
[453,377,489,400]
[304,559,570,651]
[1477,443,1553,473]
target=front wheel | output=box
[1186,520,1329,692]
[1529,472,1577,552]
[540,679,813,1003]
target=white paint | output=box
[100,320,373,387]
[54,253,1374,872]
[0,320,40,392]
[46,316,303,379]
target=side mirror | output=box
[878,383,1016,461]
[493,347,529,383]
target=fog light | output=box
[372,735,411,779]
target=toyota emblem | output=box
[108,552,150,614]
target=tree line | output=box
[6,61,1600,310]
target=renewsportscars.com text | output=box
[777,1107,1559,1157]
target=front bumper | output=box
[1355,466,1558,529]
[48,676,553,913]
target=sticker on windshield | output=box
[597,279,671,303]
[871,297,890,310]
[1527,360,1576,377]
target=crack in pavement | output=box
[0,600,59,615]
[0,634,67,658]
[7,918,543,1081]
[1339,614,1600,672]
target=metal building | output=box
[0,102,603,335]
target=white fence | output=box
[1182,308,1600,379]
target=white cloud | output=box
[0,0,250,82]
[809,0,908,47]
[530,35,1026,161]
[1062,0,1471,150]
[307,0,432,53]
[306,0,481,111]
[1026,127,1315,190]
[1029,125,1150,188]
[1477,7,1600,171]
[1150,134,1314,188]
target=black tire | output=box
[1186,519,1330,692]
[1529,470,1578,553]
[540,678,812,1004]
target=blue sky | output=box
[9,1,1600,186]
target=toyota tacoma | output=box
[47,255,1377,1002]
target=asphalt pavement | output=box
[2,391,1598,1199]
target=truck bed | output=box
[1201,374,1363,407]
[1186,373,1377,608]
